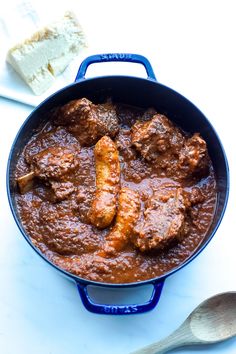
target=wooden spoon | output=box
[131,292,236,354]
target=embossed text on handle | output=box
[100,53,133,61]
[103,305,138,314]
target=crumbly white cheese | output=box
[6,11,87,95]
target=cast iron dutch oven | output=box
[7,53,229,315]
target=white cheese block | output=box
[6,11,87,95]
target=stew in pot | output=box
[15,98,217,283]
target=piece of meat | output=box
[89,136,120,229]
[131,114,184,161]
[18,127,80,195]
[178,133,209,177]
[53,98,119,146]
[101,187,141,256]
[132,184,188,252]
[17,145,79,200]
[30,146,79,180]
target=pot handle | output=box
[76,280,164,315]
[75,53,157,81]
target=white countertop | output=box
[0,1,236,353]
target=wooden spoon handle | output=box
[131,324,197,354]
[131,335,183,354]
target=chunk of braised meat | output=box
[131,114,184,161]
[29,146,79,180]
[17,145,80,200]
[178,133,209,177]
[132,184,188,252]
[53,98,119,146]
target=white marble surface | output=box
[0,1,236,353]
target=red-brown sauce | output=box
[15,102,217,283]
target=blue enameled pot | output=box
[7,54,229,315]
